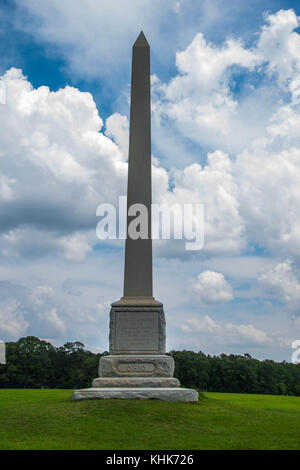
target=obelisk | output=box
[124,31,152,299]
[73,32,198,402]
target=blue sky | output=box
[1,0,300,361]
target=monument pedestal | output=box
[72,300,198,402]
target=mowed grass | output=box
[0,389,300,449]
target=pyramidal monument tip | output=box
[134,31,149,47]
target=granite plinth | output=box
[72,387,198,402]
[92,377,180,388]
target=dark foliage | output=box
[0,337,299,394]
[170,350,300,395]
[0,336,103,389]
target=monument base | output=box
[72,300,198,403]
[92,377,180,387]
[72,387,198,402]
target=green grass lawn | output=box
[0,389,300,450]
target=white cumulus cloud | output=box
[181,315,270,346]
[192,270,233,304]
[259,260,300,308]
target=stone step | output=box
[72,387,198,402]
[92,377,180,388]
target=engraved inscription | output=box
[117,363,155,373]
[115,311,159,351]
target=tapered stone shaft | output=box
[123,31,152,298]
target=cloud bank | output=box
[1,7,300,359]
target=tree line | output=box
[0,336,300,395]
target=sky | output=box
[1,0,300,361]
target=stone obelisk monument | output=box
[73,32,198,402]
